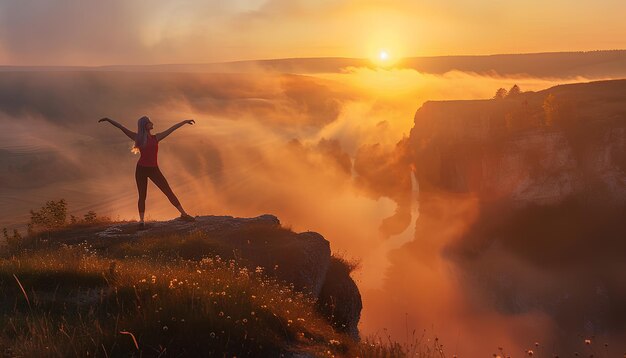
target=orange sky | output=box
[0,0,625,66]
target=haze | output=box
[1,1,625,356]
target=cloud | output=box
[2,67,623,355]
[1,0,625,65]
[0,71,351,131]
[0,1,145,64]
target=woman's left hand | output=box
[184,119,195,125]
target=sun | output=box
[379,50,389,61]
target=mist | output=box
[1,67,622,355]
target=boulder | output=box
[317,257,362,340]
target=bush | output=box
[29,199,68,230]
[83,210,98,223]
[23,199,109,236]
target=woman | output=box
[99,116,196,228]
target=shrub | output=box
[83,210,98,223]
[29,199,68,230]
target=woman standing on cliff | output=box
[99,116,196,229]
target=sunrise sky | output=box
[1,0,625,66]
[2,2,626,355]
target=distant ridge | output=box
[1,50,626,78]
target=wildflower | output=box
[152,294,158,299]
[210,332,216,338]
[219,311,224,317]
[527,350,534,356]
[242,318,248,324]
[329,339,341,345]
[585,339,592,345]
[162,326,168,331]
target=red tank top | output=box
[137,134,158,167]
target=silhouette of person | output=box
[99,116,195,228]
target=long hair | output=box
[132,116,150,154]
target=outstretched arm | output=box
[98,117,136,141]
[156,119,195,142]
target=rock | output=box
[95,214,280,240]
[37,214,360,336]
[239,231,331,297]
[93,215,331,296]
[317,257,362,340]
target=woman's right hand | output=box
[98,117,110,123]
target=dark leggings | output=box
[135,164,181,213]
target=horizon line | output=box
[1,48,625,69]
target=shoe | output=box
[138,222,146,230]
[179,214,196,222]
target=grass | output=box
[0,242,352,357]
[0,223,446,357]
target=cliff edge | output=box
[15,214,362,340]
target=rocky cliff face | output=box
[409,79,626,205]
[402,79,626,345]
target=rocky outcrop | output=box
[401,79,626,345]
[42,214,362,337]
